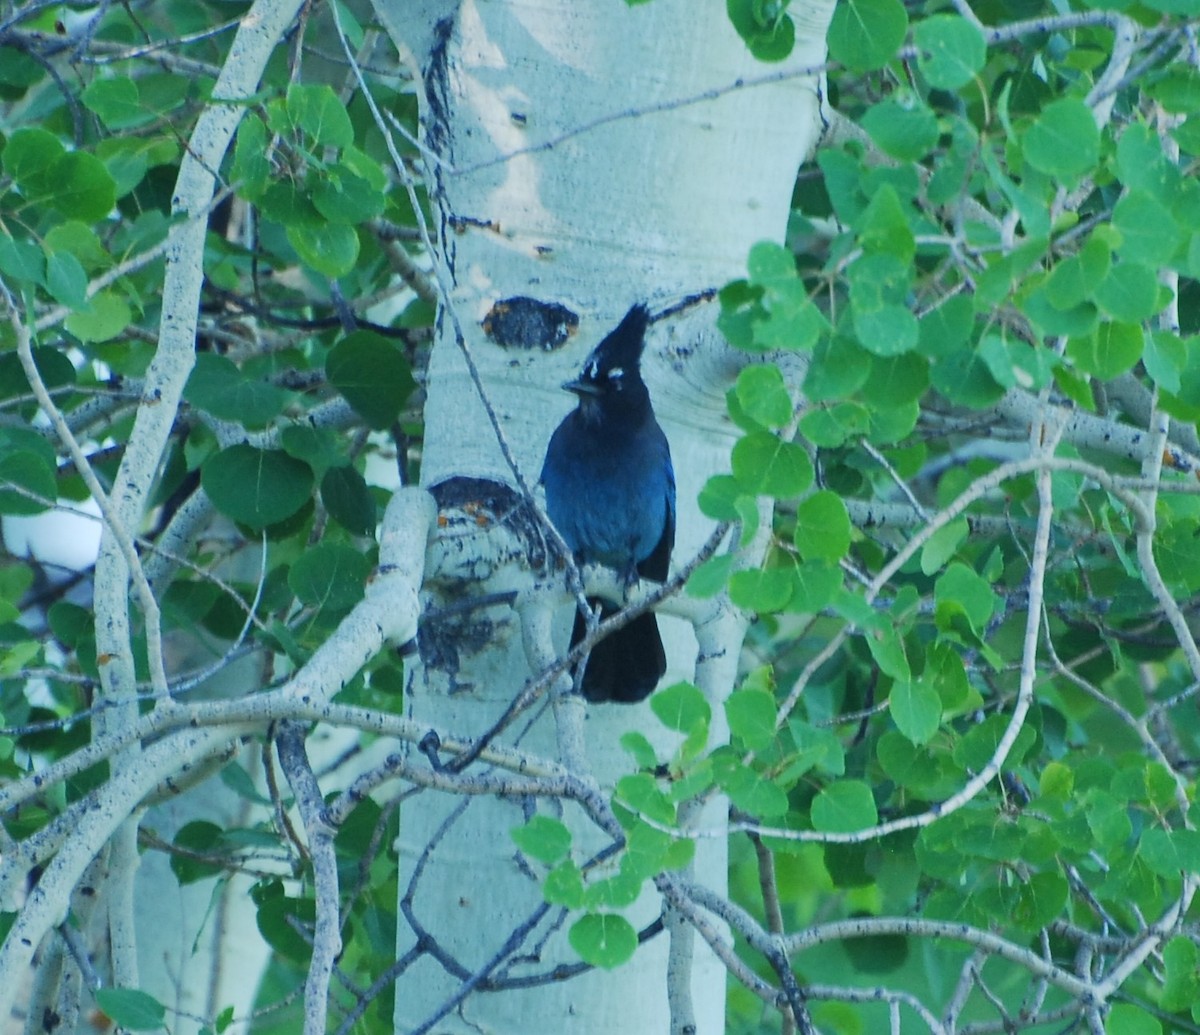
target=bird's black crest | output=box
[581,304,650,380]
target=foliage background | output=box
[1,0,1200,1032]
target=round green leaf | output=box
[64,291,131,343]
[569,913,637,970]
[1094,262,1163,322]
[312,167,386,225]
[811,780,879,833]
[286,83,354,148]
[3,127,64,195]
[0,451,56,514]
[286,222,360,277]
[1104,1005,1162,1035]
[912,15,986,90]
[1023,99,1100,182]
[719,760,789,817]
[184,354,290,428]
[853,302,918,356]
[729,565,794,612]
[725,689,778,751]
[731,431,814,497]
[511,815,572,864]
[326,331,416,430]
[861,95,938,161]
[201,445,314,530]
[735,363,793,428]
[827,0,907,72]
[82,76,149,130]
[50,151,116,220]
[1066,322,1143,380]
[651,681,712,736]
[1112,190,1182,266]
[890,679,942,745]
[321,465,376,535]
[170,820,227,884]
[795,490,851,562]
[288,542,369,611]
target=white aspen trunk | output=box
[376,0,833,1030]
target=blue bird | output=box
[540,304,676,703]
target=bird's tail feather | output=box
[571,602,666,703]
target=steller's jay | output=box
[540,304,676,703]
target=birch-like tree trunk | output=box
[376,2,834,1029]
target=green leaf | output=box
[651,681,711,737]
[1140,828,1200,877]
[288,542,369,612]
[731,431,813,497]
[861,352,929,407]
[861,93,938,161]
[794,490,851,562]
[686,553,734,598]
[827,0,907,72]
[857,183,915,261]
[811,780,878,833]
[286,83,354,148]
[321,465,376,536]
[0,451,56,514]
[93,988,166,1031]
[569,913,637,969]
[798,401,870,446]
[232,117,271,199]
[45,250,88,308]
[1022,99,1100,182]
[1104,1004,1162,1035]
[725,689,777,751]
[920,517,968,575]
[49,151,116,220]
[934,562,996,636]
[1093,262,1163,322]
[977,334,1053,392]
[326,331,416,430]
[510,815,572,864]
[1143,331,1185,395]
[1162,936,1200,1012]
[543,861,585,908]
[0,235,45,284]
[1066,323,1143,381]
[312,167,386,225]
[735,364,793,428]
[1044,236,1111,309]
[726,0,795,61]
[620,731,659,770]
[890,679,941,745]
[63,291,131,343]
[716,755,789,816]
[3,127,64,195]
[912,15,986,89]
[170,820,227,884]
[729,565,794,613]
[615,773,675,825]
[287,223,360,277]
[201,445,314,530]
[1112,190,1182,266]
[82,76,149,130]
[786,561,841,613]
[184,354,290,428]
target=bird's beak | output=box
[563,378,601,397]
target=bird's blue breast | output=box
[541,419,674,574]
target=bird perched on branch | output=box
[540,304,676,703]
